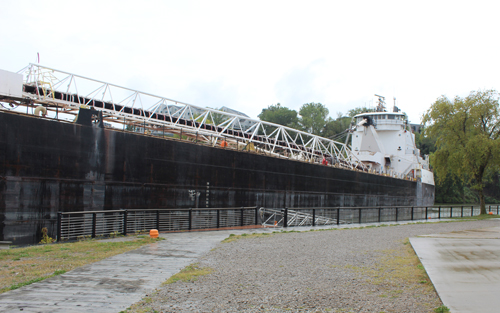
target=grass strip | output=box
[342,238,442,311]
[8,269,67,291]
[163,263,213,285]
[0,236,163,294]
[221,232,272,243]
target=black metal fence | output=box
[57,204,500,241]
[261,204,500,227]
[57,207,259,241]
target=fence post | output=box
[378,207,381,223]
[188,209,192,230]
[92,213,97,238]
[255,207,259,225]
[217,209,220,228]
[489,205,491,213]
[438,206,441,219]
[312,209,316,227]
[395,207,398,222]
[450,206,453,218]
[425,207,428,219]
[283,208,288,228]
[497,205,499,215]
[337,208,340,225]
[471,206,473,217]
[411,207,414,220]
[240,207,244,227]
[156,210,160,230]
[123,210,128,236]
[57,212,62,241]
[461,206,463,217]
[358,208,362,224]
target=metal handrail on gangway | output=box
[260,207,349,227]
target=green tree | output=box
[322,113,351,142]
[258,103,299,127]
[414,132,436,156]
[347,107,374,117]
[423,90,500,214]
[299,102,329,135]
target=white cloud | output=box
[1,0,499,125]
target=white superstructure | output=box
[350,106,434,186]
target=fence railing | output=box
[260,204,500,227]
[58,207,259,241]
[57,204,500,241]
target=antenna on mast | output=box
[374,94,386,112]
[393,97,400,113]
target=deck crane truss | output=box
[6,64,366,170]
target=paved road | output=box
[410,225,500,313]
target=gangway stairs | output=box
[259,208,350,227]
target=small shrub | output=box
[434,305,450,313]
[39,227,54,244]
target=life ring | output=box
[34,106,47,116]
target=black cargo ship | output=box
[0,65,434,244]
[0,109,435,244]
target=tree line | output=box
[258,102,372,143]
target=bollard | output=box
[149,229,159,238]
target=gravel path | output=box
[130,220,499,312]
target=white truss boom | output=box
[9,63,366,170]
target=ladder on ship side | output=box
[259,208,349,227]
[0,63,368,171]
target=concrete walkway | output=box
[410,225,500,313]
[0,230,245,312]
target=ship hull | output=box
[0,111,434,244]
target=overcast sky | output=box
[1,0,499,124]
